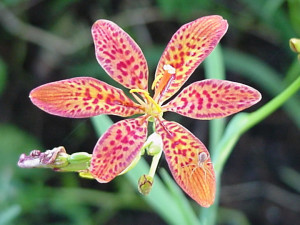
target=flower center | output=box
[130,89,162,118]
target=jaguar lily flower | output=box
[29,15,261,207]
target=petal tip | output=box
[91,19,112,31]
[255,90,262,103]
[29,87,42,106]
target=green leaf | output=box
[263,0,285,20]
[288,0,300,35]
[279,167,300,193]
[0,205,21,225]
[160,169,200,225]
[204,45,226,154]
[217,207,251,225]
[91,115,114,135]
[0,124,41,171]
[0,57,7,95]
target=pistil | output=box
[152,65,176,102]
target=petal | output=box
[92,20,148,90]
[90,116,148,183]
[155,119,215,207]
[163,79,261,120]
[153,15,228,104]
[30,77,143,118]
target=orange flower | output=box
[30,16,261,207]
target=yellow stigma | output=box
[130,89,162,116]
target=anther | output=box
[163,64,176,74]
[151,64,176,90]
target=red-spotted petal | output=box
[155,119,215,207]
[90,116,148,183]
[92,20,148,90]
[153,15,228,104]
[30,77,143,118]
[163,79,261,120]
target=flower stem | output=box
[202,75,300,225]
[216,75,300,173]
[149,150,162,178]
[243,75,300,132]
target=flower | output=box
[29,15,261,207]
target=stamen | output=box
[130,89,162,113]
[131,92,146,106]
[151,65,176,90]
[130,89,149,95]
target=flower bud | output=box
[18,147,93,175]
[145,132,163,156]
[18,146,67,169]
[289,38,300,58]
[138,174,153,195]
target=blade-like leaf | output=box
[163,79,261,120]
[30,77,143,118]
[159,169,201,225]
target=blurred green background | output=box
[0,0,299,224]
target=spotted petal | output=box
[90,116,148,183]
[163,79,261,120]
[92,20,148,90]
[153,15,228,104]
[155,119,215,207]
[30,77,143,118]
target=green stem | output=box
[216,75,300,172]
[148,121,162,178]
[242,75,300,133]
[203,75,300,225]
[148,150,162,178]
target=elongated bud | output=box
[18,146,68,168]
[138,174,153,195]
[18,146,92,175]
[290,38,300,54]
